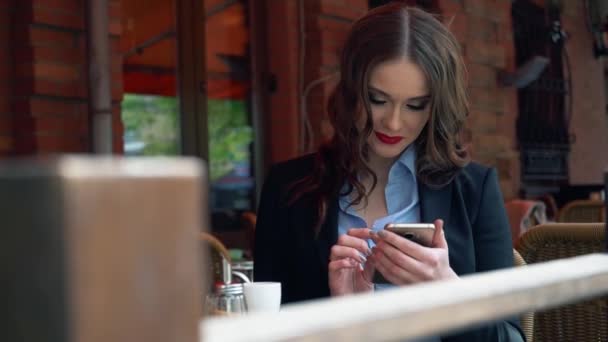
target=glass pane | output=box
[205,0,255,226]
[120,0,180,156]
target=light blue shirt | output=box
[337,146,439,342]
[337,144,420,252]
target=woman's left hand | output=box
[369,219,459,285]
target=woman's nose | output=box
[382,106,403,132]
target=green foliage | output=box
[122,94,179,155]
[207,99,253,181]
[121,95,253,181]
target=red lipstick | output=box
[375,131,403,145]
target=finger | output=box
[373,248,419,284]
[362,254,376,281]
[375,240,429,279]
[347,228,372,240]
[328,258,359,272]
[375,229,427,261]
[431,219,448,249]
[330,245,368,263]
[336,234,372,255]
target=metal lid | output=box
[232,261,254,270]
[215,283,244,296]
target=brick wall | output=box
[0,1,14,155]
[2,0,123,155]
[109,0,124,153]
[301,0,368,148]
[439,0,519,199]
[561,1,608,185]
[263,0,370,164]
[264,0,302,164]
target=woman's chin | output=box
[369,143,407,160]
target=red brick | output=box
[111,55,122,74]
[468,109,497,133]
[319,51,339,68]
[496,21,513,44]
[467,40,506,68]
[110,37,122,53]
[468,63,496,88]
[469,87,505,112]
[24,26,79,48]
[112,81,123,101]
[34,6,83,30]
[439,0,463,13]
[467,15,496,42]
[444,12,467,43]
[309,15,351,33]
[496,154,514,179]
[33,114,88,135]
[0,116,11,133]
[14,45,84,64]
[15,78,88,98]
[109,18,122,36]
[14,97,86,116]
[463,0,487,16]
[34,134,88,153]
[0,66,10,79]
[0,135,13,151]
[109,1,122,18]
[319,0,366,21]
[474,133,511,155]
[34,62,80,81]
[0,0,16,11]
[0,21,10,43]
[561,0,582,18]
[30,0,81,14]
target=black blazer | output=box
[254,154,525,342]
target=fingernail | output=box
[358,251,367,263]
[359,263,364,271]
[378,230,387,238]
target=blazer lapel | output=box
[315,198,339,273]
[418,181,453,228]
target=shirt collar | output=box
[338,144,417,212]
[395,144,416,177]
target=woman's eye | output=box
[368,93,386,105]
[406,102,428,111]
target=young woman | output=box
[254,3,524,341]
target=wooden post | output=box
[1,157,206,342]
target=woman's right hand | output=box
[328,228,375,296]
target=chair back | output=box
[513,249,534,342]
[517,223,607,342]
[557,200,605,222]
[199,232,231,287]
[241,211,257,255]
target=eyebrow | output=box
[368,86,430,101]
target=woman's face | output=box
[362,58,431,162]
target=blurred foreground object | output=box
[1,156,206,342]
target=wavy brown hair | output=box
[290,4,470,235]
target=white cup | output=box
[243,282,281,313]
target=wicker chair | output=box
[513,249,534,342]
[199,232,231,287]
[557,200,605,223]
[241,211,257,256]
[516,223,607,342]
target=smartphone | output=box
[373,223,436,284]
[384,223,436,247]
